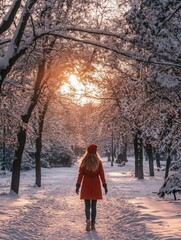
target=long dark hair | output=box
[80,151,101,171]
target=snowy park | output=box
[0,158,181,240]
[1,1,181,240]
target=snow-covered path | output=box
[0,158,181,240]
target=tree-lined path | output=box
[1,1,181,239]
[0,158,163,240]
[1,159,180,240]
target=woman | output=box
[76,144,108,231]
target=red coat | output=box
[76,161,106,200]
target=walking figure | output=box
[76,144,108,231]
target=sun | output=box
[67,74,80,89]
[60,74,100,105]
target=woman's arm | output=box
[99,161,106,184]
[76,166,84,185]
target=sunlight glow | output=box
[60,74,100,105]
[69,74,81,89]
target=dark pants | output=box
[84,199,97,223]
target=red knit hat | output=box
[87,144,98,154]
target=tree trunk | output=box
[146,143,154,176]
[155,150,161,169]
[134,134,138,178]
[122,143,128,162]
[10,126,26,194]
[10,60,46,194]
[137,130,144,179]
[2,125,6,171]
[35,100,48,187]
[111,128,114,167]
[165,144,172,179]
[35,135,42,187]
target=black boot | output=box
[91,221,96,230]
[86,220,91,231]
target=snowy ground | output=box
[0,157,181,240]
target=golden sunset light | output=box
[60,74,100,105]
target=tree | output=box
[125,1,181,180]
[10,59,47,193]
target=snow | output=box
[158,172,181,199]
[0,157,181,240]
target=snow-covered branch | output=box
[64,26,126,40]
[0,0,37,88]
[156,2,181,34]
[0,39,11,45]
[45,31,181,68]
[0,0,22,35]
